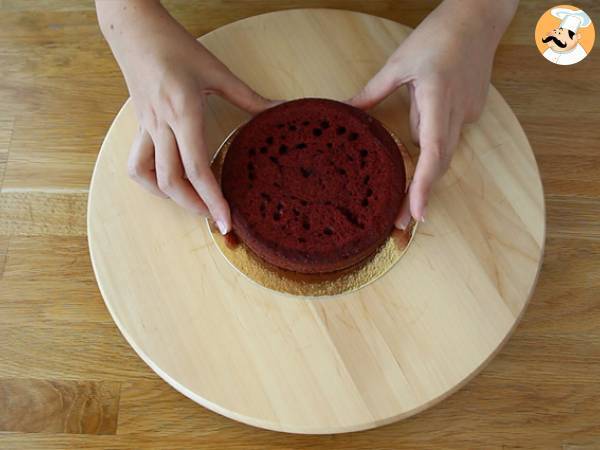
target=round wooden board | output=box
[88,9,545,434]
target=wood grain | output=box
[0,379,120,435]
[0,191,87,236]
[0,0,599,448]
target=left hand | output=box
[349,0,517,228]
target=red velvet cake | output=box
[221,98,406,274]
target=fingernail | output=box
[420,215,425,223]
[216,220,229,235]
[396,216,410,231]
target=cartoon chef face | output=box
[542,27,581,52]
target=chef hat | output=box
[551,7,592,33]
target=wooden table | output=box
[1,1,599,448]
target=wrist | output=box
[421,0,516,61]
[439,0,517,42]
[97,0,159,36]
[96,0,180,49]
[96,0,197,74]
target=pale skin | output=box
[96,0,518,234]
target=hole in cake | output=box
[248,148,256,157]
[321,120,330,129]
[247,162,255,171]
[313,128,322,137]
[360,161,366,169]
[276,123,284,129]
[359,148,368,158]
[337,168,347,176]
[361,198,369,207]
[302,120,309,126]
[337,206,364,229]
[276,201,284,210]
[300,200,308,206]
[266,136,274,145]
[324,227,334,236]
[363,175,370,185]
[273,210,282,221]
[296,143,307,149]
[269,156,279,165]
[280,134,286,140]
[260,192,271,201]
[326,142,332,149]
[302,221,310,230]
[366,188,373,197]
[273,182,281,188]
[300,167,312,178]
[289,124,297,131]
[248,172,256,181]
[279,144,288,155]
[349,132,359,141]
[260,146,267,154]
[298,237,306,243]
[336,126,346,135]
[293,208,300,216]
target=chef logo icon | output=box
[535,5,595,65]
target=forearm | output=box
[96,0,165,39]
[95,0,201,81]
[96,0,194,59]
[430,0,518,49]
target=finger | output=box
[409,86,452,221]
[153,126,209,216]
[408,106,463,223]
[128,129,168,198]
[395,194,412,230]
[216,70,279,115]
[446,109,464,162]
[408,84,420,145]
[348,62,403,110]
[172,113,231,234]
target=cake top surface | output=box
[221,98,405,267]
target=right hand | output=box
[98,0,276,234]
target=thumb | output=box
[348,60,406,110]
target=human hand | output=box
[349,0,517,229]
[97,0,276,234]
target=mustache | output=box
[542,35,567,48]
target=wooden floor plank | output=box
[547,197,600,241]
[0,236,108,325]
[0,323,153,381]
[0,192,87,236]
[0,236,152,380]
[0,235,8,279]
[0,379,120,435]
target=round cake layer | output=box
[221,98,406,273]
